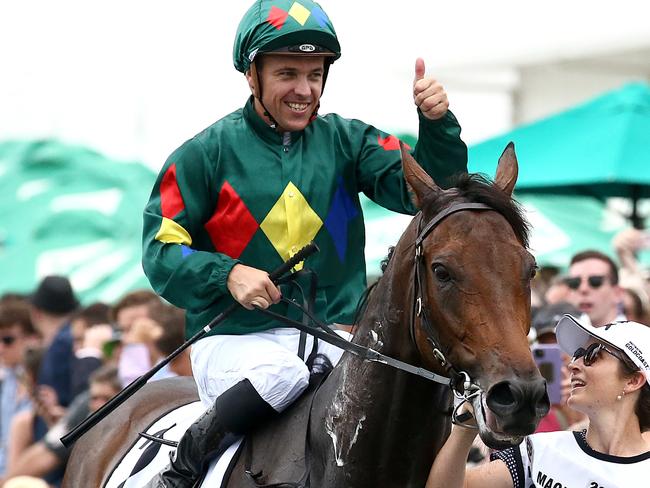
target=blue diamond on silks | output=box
[181,245,197,258]
[311,6,329,27]
[324,178,359,262]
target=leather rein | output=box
[255,202,494,405]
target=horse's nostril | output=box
[486,381,519,415]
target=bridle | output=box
[410,202,494,418]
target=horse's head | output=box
[401,143,549,449]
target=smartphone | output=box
[531,344,563,405]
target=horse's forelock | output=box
[425,173,530,248]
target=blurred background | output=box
[1,0,650,300]
[1,2,650,486]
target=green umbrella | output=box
[0,140,156,304]
[468,82,650,227]
[361,194,646,274]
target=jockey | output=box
[141,0,468,486]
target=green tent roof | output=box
[468,82,650,200]
[0,140,156,304]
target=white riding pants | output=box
[190,327,350,412]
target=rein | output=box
[255,301,452,386]
[257,202,494,407]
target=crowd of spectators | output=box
[0,281,191,488]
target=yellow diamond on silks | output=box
[288,2,311,25]
[260,182,322,270]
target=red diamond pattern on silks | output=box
[160,163,185,219]
[204,182,259,259]
[267,6,289,29]
[377,134,401,151]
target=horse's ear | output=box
[494,142,518,197]
[401,143,440,208]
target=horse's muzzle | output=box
[484,377,550,436]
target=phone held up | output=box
[532,343,563,405]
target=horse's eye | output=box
[530,266,538,280]
[432,264,451,282]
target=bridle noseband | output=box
[410,202,493,407]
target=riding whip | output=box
[61,242,320,447]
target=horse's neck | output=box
[314,250,452,484]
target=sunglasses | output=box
[0,336,16,346]
[571,343,622,366]
[563,275,608,290]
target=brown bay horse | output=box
[63,143,549,487]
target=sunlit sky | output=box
[2,0,649,170]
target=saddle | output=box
[221,374,325,488]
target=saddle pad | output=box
[103,401,243,488]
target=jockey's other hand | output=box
[413,57,449,121]
[227,263,282,310]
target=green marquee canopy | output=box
[467,82,650,227]
[0,140,156,304]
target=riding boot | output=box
[143,378,276,488]
[307,353,333,387]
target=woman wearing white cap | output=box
[426,317,650,488]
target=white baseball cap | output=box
[556,315,650,381]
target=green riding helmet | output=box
[233,0,341,73]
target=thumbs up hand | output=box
[413,58,449,120]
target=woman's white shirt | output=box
[491,430,650,488]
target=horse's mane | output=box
[424,173,531,249]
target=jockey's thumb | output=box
[414,57,426,85]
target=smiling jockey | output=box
[141,0,468,486]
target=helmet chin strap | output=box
[249,58,333,131]
[250,61,279,130]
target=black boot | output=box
[144,378,276,488]
[307,353,333,387]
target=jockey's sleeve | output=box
[142,137,239,311]
[355,108,468,215]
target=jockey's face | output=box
[247,54,325,132]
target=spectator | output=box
[564,250,624,327]
[69,302,111,354]
[29,276,79,428]
[152,304,192,379]
[531,301,580,345]
[2,365,121,484]
[426,317,650,488]
[622,287,648,325]
[0,302,39,477]
[4,349,46,479]
[116,304,163,387]
[69,303,113,398]
[612,228,650,311]
[530,301,582,431]
[111,290,160,338]
[544,274,571,305]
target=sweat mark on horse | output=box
[63,143,549,488]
